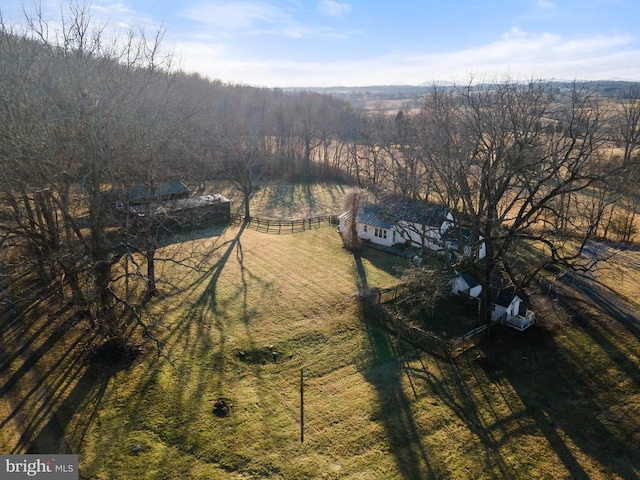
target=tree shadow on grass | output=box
[363,317,441,480]
[115,220,285,474]
[561,272,640,339]
[480,325,640,479]
[322,183,346,209]
[351,247,405,292]
[156,222,228,249]
[0,276,138,454]
[349,249,437,478]
[361,299,517,478]
[158,222,249,401]
[19,350,137,454]
[396,337,515,478]
[353,253,368,291]
[130,219,270,456]
[302,182,317,214]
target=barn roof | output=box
[148,194,230,215]
[127,180,189,204]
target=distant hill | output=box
[287,80,640,110]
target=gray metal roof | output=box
[356,208,394,229]
[340,201,449,231]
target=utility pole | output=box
[300,368,304,443]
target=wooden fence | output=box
[230,214,336,233]
[371,284,410,304]
[449,323,492,357]
[360,285,450,359]
[364,285,495,359]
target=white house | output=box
[337,208,399,247]
[338,203,450,250]
[451,273,482,298]
[338,202,485,260]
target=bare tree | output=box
[602,85,640,242]
[209,87,271,219]
[416,80,617,322]
[397,265,449,318]
[342,187,368,251]
[0,3,185,352]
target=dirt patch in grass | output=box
[235,345,291,365]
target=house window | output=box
[363,225,368,233]
[374,228,387,239]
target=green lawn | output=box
[1,182,639,479]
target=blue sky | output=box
[2,0,640,87]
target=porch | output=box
[505,310,536,331]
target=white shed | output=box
[491,292,523,322]
[451,273,482,298]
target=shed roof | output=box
[493,291,522,308]
[459,273,480,289]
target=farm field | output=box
[1,182,640,479]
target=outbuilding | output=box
[451,273,482,298]
[491,291,536,331]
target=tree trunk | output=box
[146,247,158,299]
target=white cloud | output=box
[536,0,556,9]
[178,0,353,40]
[10,0,636,87]
[172,29,640,87]
[180,1,290,30]
[91,1,137,16]
[316,0,352,18]
[503,26,527,39]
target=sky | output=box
[2,0,640,88]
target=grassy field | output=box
[1,182,640,479]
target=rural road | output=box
[560,241,640,336]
